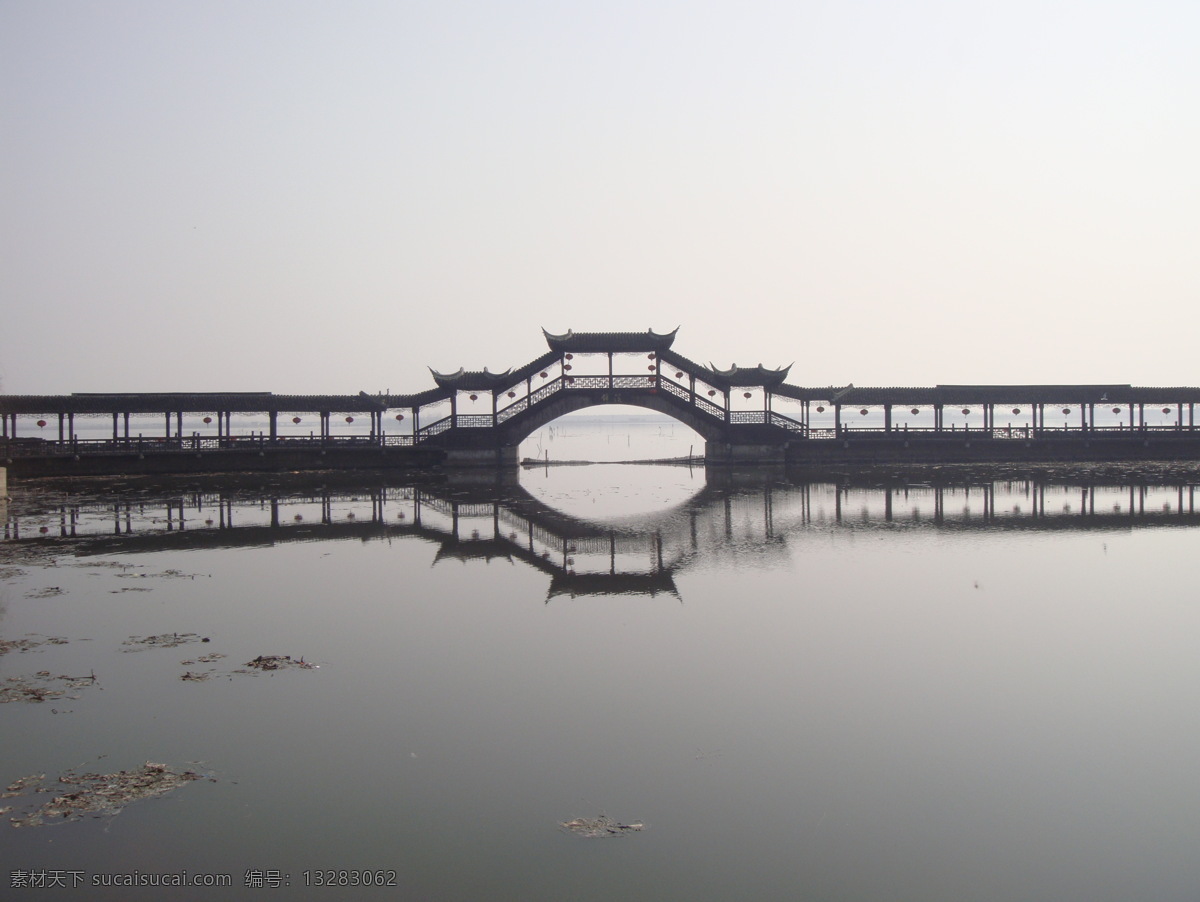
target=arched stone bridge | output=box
[418,327,806,463]
[3,327,1200,474]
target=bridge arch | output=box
[497,391,728,448]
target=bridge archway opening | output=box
[519,457,707,524]
[516,404,706,465]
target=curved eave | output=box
[708,363,793,387]
[428,367,514,391]
[542,327,679,353]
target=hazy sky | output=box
[3,1,1197,395]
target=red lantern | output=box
[647,353,656,360]
[1062,408,1070,415]
[675,372,683,379]
[1112,407,1121,414]
[539,372,548,379]
[708,389,716,397]
[395,413,404,421]
[469,394,478,401]
[565,353,573,360]
[1012,408,1020,415]
[911,408,920,415]
[36,419,46,428]
[744,392,753,399]
[816,406,825,413]
[564,364,572,371]
[647,376,655,383]
[292,417,301,424]
[648,365,655,371]
[962,408,970,416]
[860,408,868,416]
[203,416,212,424]
[345,416,354,423]
[507,391,515,398]
[567,376,575,384]
[1163,407,1171,415]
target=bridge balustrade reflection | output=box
[6,475,1199,599]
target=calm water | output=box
[4,418,1200,901]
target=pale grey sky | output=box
[2,0,1197,395]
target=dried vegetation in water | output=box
[559,815,645,837]
[241,655,317,672]
[122,632,209,651]
[1,671,96,705]
[4,762,206,827]
[0,634,70,656]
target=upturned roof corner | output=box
[428,367,514,391]
[709,362,793,387]
[542,327,679,353]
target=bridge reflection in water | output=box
[6,470,1199,601]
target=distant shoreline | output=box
[520,455,704,468]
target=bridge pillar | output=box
[704,441,787,465]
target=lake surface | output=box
[4,417,1200,901]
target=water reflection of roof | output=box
[432,540,514,565]
[547,571,679,600]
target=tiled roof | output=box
[542,327,678,352]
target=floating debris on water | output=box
[115,568,199,580]
[180,653,226,665]
[1,670,96,705]
[3,774,47,797]
[24,586,64,599]
[5,762,205,827]
[242,655,318,672]
[121,633,207,651]
[0,635,70,656]
[560,815,645,837]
